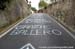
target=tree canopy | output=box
[31,7,37,11]
[50,0,56,3]
[39,0,48,9]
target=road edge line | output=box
[0,14,32,38]
[47,14,75,39]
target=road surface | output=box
[0,13,75,49]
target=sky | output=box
[28,0,40,10]
[28,0,51,10]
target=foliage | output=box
[50,0,56,3]
[31,7,37,11]
[39,0,48,9]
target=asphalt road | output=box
[0,13,75,49]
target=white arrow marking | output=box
[20,43,35,49]
[26,47,29,49]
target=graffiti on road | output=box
[10,25,62,36]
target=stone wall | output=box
[43,0,75,29]
[0,0,31,28]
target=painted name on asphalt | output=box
[10,25,62,36]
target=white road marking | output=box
[26,47,29,49]
[43,25,45,29]
[43,25,46,35]
[36,29,38,35]
[20,43,35,49]
[39,46,74,49]
[0,14,32,38]
[30,30,33,35]
[36,29,42,35]
[4,14,75,38]
[52,29,62,35]
[9,25,61,36]
[15,27,18,29]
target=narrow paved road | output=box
[0,13,75,49]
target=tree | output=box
[39,0,48,9]
[50,0,56,3]
[31,7,37,12]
